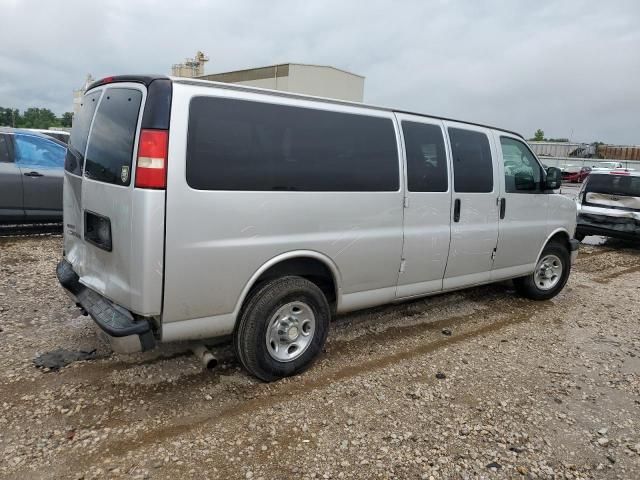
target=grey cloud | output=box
[0,0,638,143]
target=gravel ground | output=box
[0,235,639,480]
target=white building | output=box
[196,63,365,102]
[172,51,209,78]
[72,74,95,115]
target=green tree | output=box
[0,107,21,127]
[60,112,74,128]
[17,108,60,129]
[533,129,545,141]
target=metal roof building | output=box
[196,63,365,102]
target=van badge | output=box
[121,166,130,183]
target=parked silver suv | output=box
[57,75,579,381]
[576,169,640,241]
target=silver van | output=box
[57,75,579,381]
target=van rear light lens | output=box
[136,129,168,189]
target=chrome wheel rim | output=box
[266,301,315,362]
[534,254,563,291]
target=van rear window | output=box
[84,88,142,186]
[65,91,101,175]
[186,96,399,191]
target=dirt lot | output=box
[0,236,639,480]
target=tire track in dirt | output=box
[72,298,554,466]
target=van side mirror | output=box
[514,171,536,191]
[545,167,562,190]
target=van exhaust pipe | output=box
[192,344,218,370]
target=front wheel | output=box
[514,242,571,300]
[234,276,330,382]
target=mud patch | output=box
[33,348,97,371]
[593,264,640,284]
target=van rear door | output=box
[63,80,168,316]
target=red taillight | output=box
[135,129,168,189]
[610,170,630,175]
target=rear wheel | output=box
[234,276,330,382]
[514,241,571,300]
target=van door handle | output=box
[453,198,461,222]
[500,198,506,219]
[24,171,44,177]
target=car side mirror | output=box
[545,167,562,190]
[514,171,536,191]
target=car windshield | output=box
[593,162,621,169]
[586,174,640,197]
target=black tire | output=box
[234,276,330,382]
[514,241,571,301]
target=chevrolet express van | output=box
[57,75,579,381]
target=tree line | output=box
[529,129,569,143]
[0,107,73,129]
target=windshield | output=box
[585,174,640,197]
[593,162,621,169]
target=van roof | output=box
[86,74,525,139]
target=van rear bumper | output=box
[56,259,156,353]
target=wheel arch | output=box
[232,251,343,321]
[536,228,571,263]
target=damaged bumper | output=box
[577,210,640,241]
[56,259,156,353]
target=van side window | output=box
[500,137,542,193]
[186,97,399,192]
[402,121,448,192]
[448,128,493,193]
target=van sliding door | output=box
[442,122,500,289]
[395,114,452,297]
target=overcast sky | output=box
[1,0,638,143]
